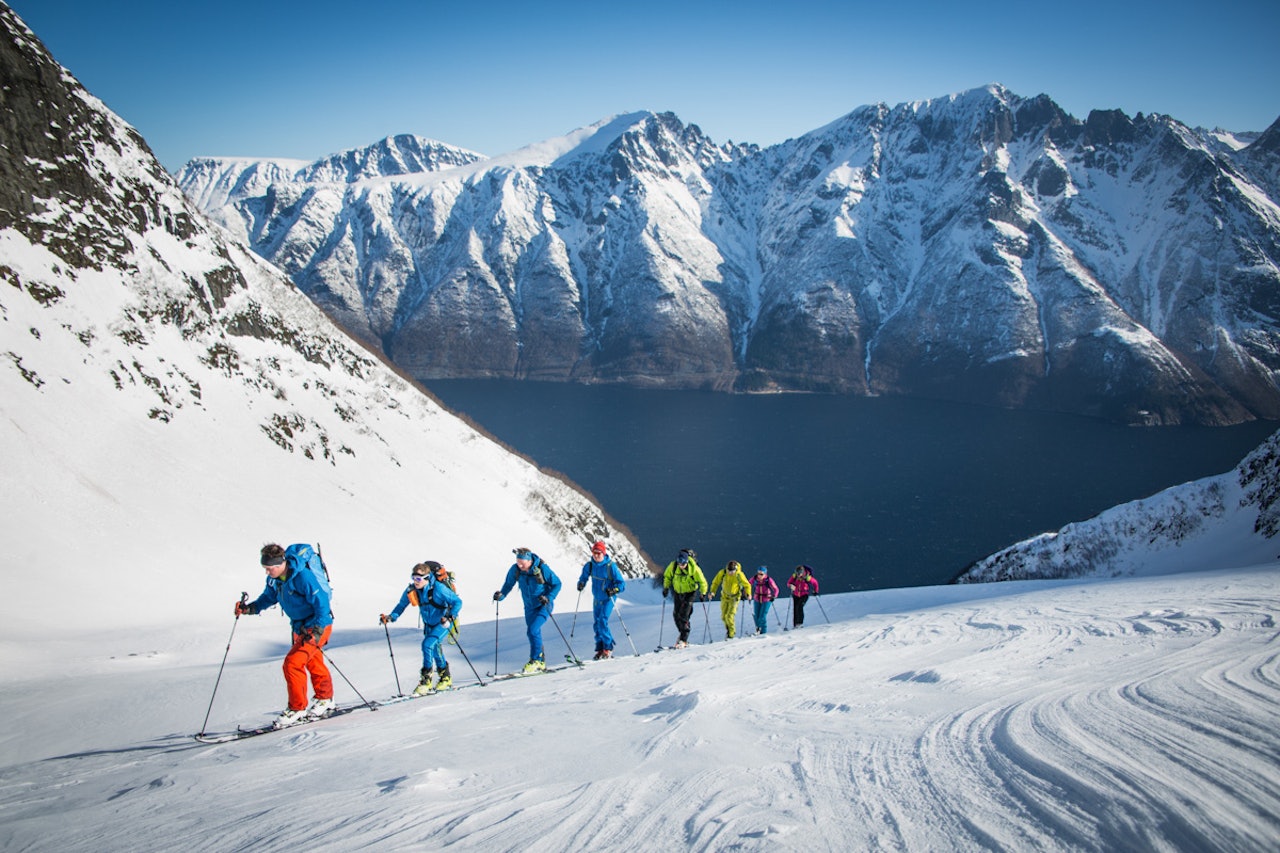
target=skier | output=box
[577,540,626,660]
[661,548,708,648]
[786,565,820,628]
[709,560,751,639]
[234,543,335,727]
[494,547,562,673]
[749,566,779,635]
[381,561,463,695]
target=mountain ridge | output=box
[179,87,1280,425]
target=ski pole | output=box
[773,599,784,628]
[547,608,583,666]
[570,587,583,637]
[813,593,831,624]
[657,594,667,650]
[494,599,501,678]
[382,620,403,696]
[320,647,376,709]
[200,592,247,736]
[448,626,486,686]
[783,598,792,631]
[700,597,712,643]
[612,596,640,657]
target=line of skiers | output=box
[662,549,820,644]
[233,541,814,729]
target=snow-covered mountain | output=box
[0,2,649,633]
[178,91,1280,426]
[958,428,1280,583]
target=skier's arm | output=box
[249,581,278,613]
[387,588,412,622]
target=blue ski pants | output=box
[592,597,616,651]
[524,605,550,661]
[420,621,450,671]
[753,600,772,634]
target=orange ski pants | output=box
[284,625,333,711]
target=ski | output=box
[194,705,363,743]
[377,679,485,704]
[484,662,576,681]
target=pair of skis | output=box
[196,660,582,742]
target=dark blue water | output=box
[427,380,1278,593]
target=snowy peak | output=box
[177,83,1280,425]
[296,133,486,182]
[176,134,485,209]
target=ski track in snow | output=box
[1,569,1279,851]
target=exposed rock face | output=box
[180,89,1280,425]
[0,2,652,581]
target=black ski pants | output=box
[672,591,696,642]
[793,594,808,627]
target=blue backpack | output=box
[284,543,333,601]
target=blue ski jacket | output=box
[250,566,334,633]
[578,556,626,602]
[498,555,562,611]
[388,577,462,627]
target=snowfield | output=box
[2,563,1278,851]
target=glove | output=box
[741,592,750,601]
[493,591,503,602]
[577,581,586,592]
[298,626,317,644]
[699,593,708,602]
[379,614,391,624]
[606,587,619,597]
[538,595,550,606]
[234,600,257,616]
[662,588,669,599]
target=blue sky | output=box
[10,0,1278,173]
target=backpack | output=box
[284,543,333,600]
[424,559,456,593]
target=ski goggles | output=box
[410,574,430,582]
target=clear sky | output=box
[9,0,1279,173]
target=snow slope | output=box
[0,0,650,643]
[0,564,1277,851]
[959,428,1280,583]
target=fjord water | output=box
[428,380,1278,593]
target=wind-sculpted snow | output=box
[959,429,1280,583]
[1,569,1278,851]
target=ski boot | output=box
[522,659,546,674]
[306,697,335,719]
[413,667,436,696]
[435,666,452,690]
[273,707,309,729]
